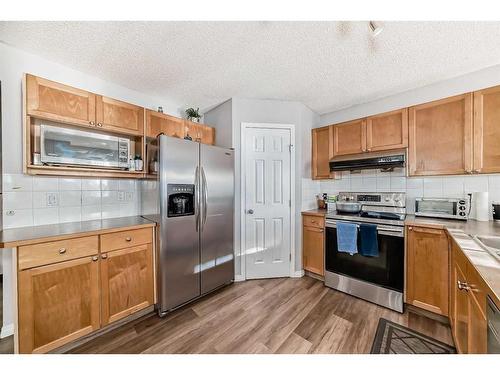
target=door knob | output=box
[247,209,254,214]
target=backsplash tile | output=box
[312,170,500,220]
[2,175,141,229]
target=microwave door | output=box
[40,125,127,169]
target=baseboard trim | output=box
[291,270,305,278]
[0,323,14,339]
[234,275,245,282]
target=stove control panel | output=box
[337,192,406,208]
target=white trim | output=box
[292,270,305,278]
[240,122,296,280]
[0,323,14,339]
[234,274,246,282]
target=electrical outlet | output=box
[46,193,59,207]
[126,192,134,202]
[118,191,125,201]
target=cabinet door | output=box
[408,94,473,176]
[406,226,449,316]
[146,110,184,138]
[332,119,367,157]
[454,264,469,354]
[96,95,144,135]
[100,244,154,325]
[25,74,96,127]
[303,225,324,276]
[184,120,215,145]
[18,256,100,354]
[473,86,500,174]
[468,293,487,353]
[366,108,408,152]
[312,126,333,179]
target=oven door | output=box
[325,220,404,292]
[40,124,127,169]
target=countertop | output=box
[301,209,500,306]
[0,216,156,248]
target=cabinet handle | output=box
[89,121,95,126]
[59,248,66,254]
[408,226,413,231]
[311,220,316,223]
[97,123,103,127]
[125,237,132,242]
[457,280,470,292]
[92,256,98,262]
[101,254,108,259]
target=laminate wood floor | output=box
[69,277,454,354]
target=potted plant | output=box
[185,107,201,123]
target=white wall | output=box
[0,42,185,338]
[319,63,500,126]
[204,98,319,278]
[203,99,233,149]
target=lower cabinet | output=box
[18,256,100,354]
[450,240,488,354]
[100,244,154,325]
[17,227,155,354]
[406,225,449,316]
[302,214,325,276]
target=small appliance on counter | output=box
[414,197,470,221]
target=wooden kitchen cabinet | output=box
[366,108,408,152]
[473,85,500,174]
[18,255,100,354]
[312,126,334,179]
[146,109,184,138]
[408,94,473,176]
[96,95,144,136]
[406,225,449,316]
[302,214,325,276]
[100,244,154,325]
[332,118,367,157]
[450,240,488,354]
[184,120,215,145]
[25,73,97,128]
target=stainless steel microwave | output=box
[415,197,470,220]
[40,124,130,169]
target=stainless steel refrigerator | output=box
[151,135,234,316]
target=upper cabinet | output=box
[366,108,408,152]
[146,110,184,138]
[332,119,367,157]
[408,94,473,176]
[96,95,144,136]
[312,126,333,179]
[473,85,500,174]
[184,120,215,145]
[26,74,97,127]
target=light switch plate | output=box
[118,191,125,201]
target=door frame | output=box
[240,122,296,280]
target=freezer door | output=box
[159,136,201,312]
[200,144,234,294]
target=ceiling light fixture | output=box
[369,21,384,37]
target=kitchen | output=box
[0,12,500,370]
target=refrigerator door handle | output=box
[201,167,208,230]
[195,165,200,232]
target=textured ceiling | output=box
[2,21,500,114]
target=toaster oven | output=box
[415,197,470,220]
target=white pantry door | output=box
[244,127,291,279]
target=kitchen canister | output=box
[472,192,489,221]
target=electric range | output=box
[324,192,406,312]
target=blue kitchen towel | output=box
[336,221,358,255]
[359,223,379,257]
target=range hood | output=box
[330,152,405,172]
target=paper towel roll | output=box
[473,192,489,221]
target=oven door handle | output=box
[325,220,404,237]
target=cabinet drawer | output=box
[101,228,152,252]
[453,240,468,275]
[18,236,99,270]
[303,215,325,229]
